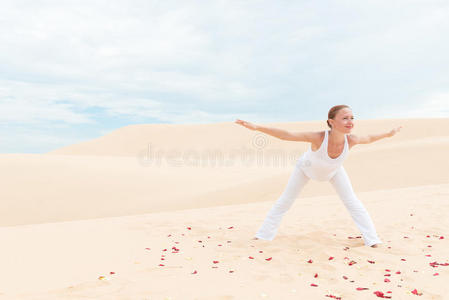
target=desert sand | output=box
[0,118,448,299]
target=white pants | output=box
[255,165,382,247]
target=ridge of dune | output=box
[46,118,449,157]
[1,117,449,227]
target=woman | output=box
[235,105,402,248]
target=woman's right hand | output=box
[235,119,258,131]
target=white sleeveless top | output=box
[296,130,349,181]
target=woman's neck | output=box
[328,129,346,144]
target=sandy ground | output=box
[0,118,448,299]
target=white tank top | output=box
[296,130,349,181]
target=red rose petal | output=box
[384,278,390,282]
[367,260,375,264]
[314,273,318,278]
[249,256,254,259]
[440,236,444,239]
[356,287,369,291]
[395,271,401,274]
[110,271,115,274]
[228,226,234,229]
[307,259,313,263]
[433,273,439,276]
[311,283,318,287]
[373,291,384,297]
[385,269,391,272]
[192,270,197,274]
[401,258,406,261]
[259,250,263,253]
[265,257,272,261]
[342,275,348,280]
[187,227,192,230]
[159,264,164,266]
[329,256,334,260]
[213,260,219,264]
[145,247,151,250]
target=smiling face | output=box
[328,107,354,133]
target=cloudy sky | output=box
[1,0,449,153]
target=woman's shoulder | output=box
[310,131,326,150]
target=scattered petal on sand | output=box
[314,273,318,278]
[329,256,335,260]
[356,287,369,291]
[191,270,197,274]
[249,256,254,259]
[229,270,235,273]
[348,260,357,266]
[373,291,385,298]
[411,289,423,296]
[433,273,439,276]
[440,236,445,239]
[384,278,390,283]
[158,264,164,266]
[307,259,313,263]
[213,260,219,264]
[395,271,401,274]
[367,260,375,264]
[265,257,272,261]
[400,258,406,261]
[228,226,234,229]
[187,227,192,230]
[259,250,263,253]
[310,283,318,287]
[145,248,151,250]
[325,293,342,300]
[342,275,348,280]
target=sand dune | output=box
[1,118,448,299]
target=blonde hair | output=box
[327,105,351,128]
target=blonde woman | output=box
[235,105,402,248]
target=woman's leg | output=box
[255,165,310,240]
[330,166,382,247]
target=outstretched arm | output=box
[234,119,317,142]
[351,126,403,145]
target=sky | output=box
[1,0,449,153]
